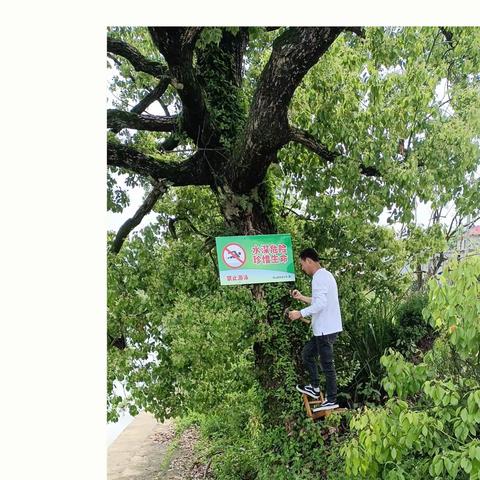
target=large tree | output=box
[107,26,480,423]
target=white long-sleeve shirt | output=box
[300,268,342,336]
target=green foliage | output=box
[334,289,430,406]
[391,292,433,356]
[424,255,480,361]
[107,27,173,111]
[284,26,480,235]
[107,169,130,213]
[342,255,480,479]
[396,292,428,329]
[196,37,247,151]
[342,293,398,404]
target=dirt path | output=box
[108,412,209,480]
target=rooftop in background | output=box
[466,225,480,236]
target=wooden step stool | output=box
[302,392,348,420]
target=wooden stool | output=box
[302,393,348,420]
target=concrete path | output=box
[107,412,174,480]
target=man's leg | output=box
[316,333,338,402]
[301,336,320,388]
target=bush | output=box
[391,291,433,359]
[342,255,480,479]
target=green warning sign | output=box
[215,234,296,286]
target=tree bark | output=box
[111,180,168,254]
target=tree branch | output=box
[281,206,316,222]
[158,98,171,117]
[110,180,168,254]
[109,80,172,135]
[107,109,178,132]
[235,27,344,191]
[288,127,381,177]
[157,134,180,152]
[148,27,210,145]
[439,27,454,45]
[168,216,211,240]
[107,37,169,78]
[107,52,122,68]
[289,127,337,162]
[107,141,212,186]
[131,78,171,115]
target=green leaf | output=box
[461,457,472,474]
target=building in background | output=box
[458,225,480,257]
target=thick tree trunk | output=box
[214,176,299,421]
[215,181,276,235]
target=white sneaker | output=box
[296,384,320,399]
[312,400,339,412]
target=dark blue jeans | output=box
[302,333,338,402]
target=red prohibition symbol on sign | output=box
[222,243,246,269]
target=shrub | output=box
[342,255,480,479]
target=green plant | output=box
[342,254,480,479]
[391,292,434,359]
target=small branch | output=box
[107,333,126,350]
[168,216,212,239]
[158,99,171,117]
[107,53,122,68]
[158,135,180,152]
[288,127,381,177]
[280,182,290,218]
[446,211,460,238]
[208,248,219,277]
[111,180,168,254]
[423,97,453,123]
[204,457,213,479]
[107,109,178,132]
[404,30,443,163]
[282,206,316,221]
[167,217,178,240]
[467,215,480,229]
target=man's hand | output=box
[291,289,303,301]
[288,310,302,321]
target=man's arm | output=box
[300,285,328,318]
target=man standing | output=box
[288,248,343,410]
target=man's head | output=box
[299,248,321,276]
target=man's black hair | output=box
[299,248,320,262]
